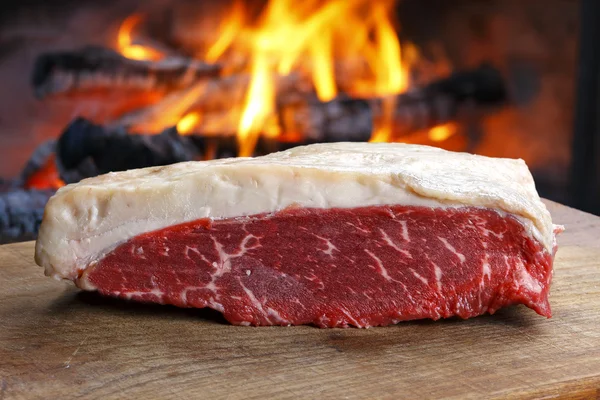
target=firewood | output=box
[54,117,308,184]
[113,72,307,132]
[17,140,56,187]
[134,63,505,143]
[32,46,222,99]
[49,64,506,185]
[56,118,199,184]
[279,63,506,142]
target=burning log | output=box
[282,64,507,142]
[113,72,307,132]
[17,140,57,187]
[115,64,505,143]
[54,117,308,184]
[278,96,373,142]
[56,118,199,184]
[47,64,506,184]
[0,189,55,244]
[32,46,222,99]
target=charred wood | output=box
[0,189,55,244]
[17,140,57,187]
[115,64,505,142]
[56,118,199,184]
[49,65,506,183]
[188,73,308,112]
[187,134,302,160]
[32,46,222,99]
[278,96,373,142]
[389,63,505,138]
[281,64,507,142]
[114,73,307,132]
[55,117,308,184]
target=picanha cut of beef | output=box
[35,143,562,327]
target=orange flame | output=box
[310,32,336,101]
[125,81,208,133]
[365,2,409,143]
[177,112,202,135]
[206,1,245,63]
[428,122,457,142]
[118,1,430,155]
[237,0,410,154]
[238,53,274,156]
[118,14,164,61]
[25,155,65,190]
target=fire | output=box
[113,1,456,157]
[310,32,336,102]
[129,81,208,133]
[237,0,348,155]
[428,123,457,142]
[237,0,410,154]
[177,112,202,135]
[238,54,274,156]
[118,14,164,61]
[370,123,393,143]
[25,155,65,190]
[206,0,245,63]
[371,2,408,96]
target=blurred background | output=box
[0,0,596,244]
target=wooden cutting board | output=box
[1,200,599,399]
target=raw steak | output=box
[35,143,562,327]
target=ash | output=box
[0,188,55,244]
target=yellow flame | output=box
[369,126,391,143]
[428,123,457,142]
[365,2,409,143]
[238,53,274,157]
[369,96,397,143]
[373,4,407,95]
[237,0,382,154]
[206,1,245,62]
[128,1,423,153]
[275,0,346,99]
[311,32,336,101]
[126,81,207,133]
[118,14,163,61]
[177,112,202,135]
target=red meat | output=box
[83,205,555,328]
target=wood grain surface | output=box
[1,200,599,399]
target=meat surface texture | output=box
[82,205,555,328]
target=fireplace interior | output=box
[0,0,590,243]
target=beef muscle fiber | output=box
[35,143,562,327]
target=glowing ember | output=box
[118,14,164,61]
[25,155,65,190]
[177,112,202,135]
[428,123,458,142]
